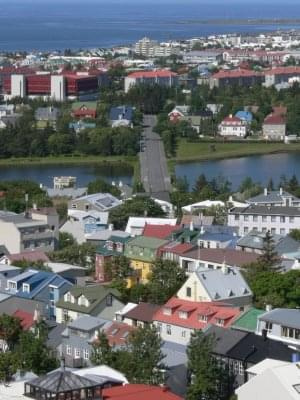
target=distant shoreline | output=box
[176,18,300,26]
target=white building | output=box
[227,205,300,236]
[218,115,248,138]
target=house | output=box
[177,268,252,307]
[0,264,21,290]
[256,308,300,349]
[69,193,122,212]
[95,233,131,282]
[227,205,300,236]
[177,247,258,274]
[0,211,57,254]
[181,199,225,214]
[71,101,97,119]
[168,105,190,122]
[55,285,124,324]
[153,298,241,345]
[109,106,133,127]
[35,106,61,129]
[181,111,213,133]
[124,236,169,284]
[196,225,239,249]
[125,217,177,237]
[204,324,295,387]
[235,111,253,124]
[29,206,59,243]
[123,302,160,327]
[236,230,300,256]
[235,362,300,400]
[102,384,183,400]
[263,113,286,140]
[46,262,86,284]
[103,321,135,348]
[218,115,248,138]
[60,315,110,367]
[0,294,48,320]
[68,209,109,233]
[124,70,178,93]
[246,187,300,207]
[180,214,214,228]
[5,269,72,319]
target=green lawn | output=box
[174,139,300,162]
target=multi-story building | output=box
[256,308,300,349]
[209,69,263,89]
[69,193,122,212]
[177,268,252,307]
[153,297,241,345]
[262,113,286,140]
[55,285,124,324]
[60,315,110,367]
[227,205,300,236]
[124,236,168,285]
[134,37,159,56]
[264,66,300,87]
[246,188,300,207]
[0,212,57,254]
[218,115,248,138]
[124,70,178,93]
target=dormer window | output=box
[66,292,71,302]
[23,283,30,293]
[179,311,188,319]
[8,281,17,290]
[228,290,234,297]
[198,314,208,322]
[216,318,225,327]
[163,307,172,316]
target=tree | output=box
[49,242,96,270]
[58,232,76,250]
[289,229,300,242]
[187,330,233,400]
[91,331,114,366]
[88,179,121,197]
[0,351,18,383]
[126,325,165,385]
[147,259,187,304]
[257,230,279,267]
[104,255,133,282]
[0,314,22,351]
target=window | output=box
[207,241,211,249]
[186,287,192,297]
[234,215,239,221]
[280,228,286,235]
[281,326,300,340]
[83,349,89,360]
[262,227,267,233]
[8,281,16,290]
[265,321,273,333]
[66,292,71,302]
[199,241,204,248]
[182,330,186,338]
[271,228,276,234]
[179,311,188,319]
[198,314,208,322]
[271,216,276,222]
[280,216,285,223]
[166,325,172,335]
[74,348,81,358]
[290,217,295,223]
[216,318,224,327]
[262,216,267,222]
[244,227,249,234]
[244,215,249,222]
[163,307,172,316]
[23,283,30,293]
[156,323,162,333]
[253,215,258,222]
[106,294,112,306]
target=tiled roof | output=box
[124,302,160,323]
[104,321,135,347]
[222,115,242,123]
[153,297,240,330]
[142,224,181,239]
[263,113,286,125]
[127,70,177,79]
[264,66,300,75]
[102,384,183,400]
[212,69,262,79]
[160,242,195,255]
[232,307,265,333]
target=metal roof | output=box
[259,308,300,330]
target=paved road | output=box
[139,115,172,202]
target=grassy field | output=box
[174,140,300,163]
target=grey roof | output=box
[247,190,300,205]
[0,295,47,317]
[0,293,12,303]
[161,341,187,367]
[259,308,300,330]
[0,213,47,227]
[195,267,252,300]
[0,265,21,274]
[109,105,133,122]
[237,231,300,255]
[46,322,66,350]
[72,193,122,211]
[230,205,300,217]
[35,107,60,121]
[203,325,248,355]
[46,187,87,199]
[67,315,109,332]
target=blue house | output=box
[235,111,253,123]
[109,106,133,127]
[6,269,72,319]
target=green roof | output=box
[56,285,120,314]
[232,307,265,333]
[126,236,169,249]
[71,101,97,111]
[109,235,130,244]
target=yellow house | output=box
[124,236,169,286]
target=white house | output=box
[218,115,248,137]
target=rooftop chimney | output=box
[264,188,268,196]
[279,187,283,195]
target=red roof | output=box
[212,69,262,79]
[222,115,242,124]
[124,302,161,323]
[160,242,195,256]
[13,310,34,330]
[153,298,240,330]
[143,224,181,239]
[182,248,258,267]
[102,384,183,400]
[264,66,300,76]
[103,322,135,347]
[127,70,177,79]
[264,113,286,125]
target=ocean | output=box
[0,0,300,51]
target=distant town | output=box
[0,29,300,400]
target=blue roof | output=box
[235,111,253,122]
[109,106,133,122]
